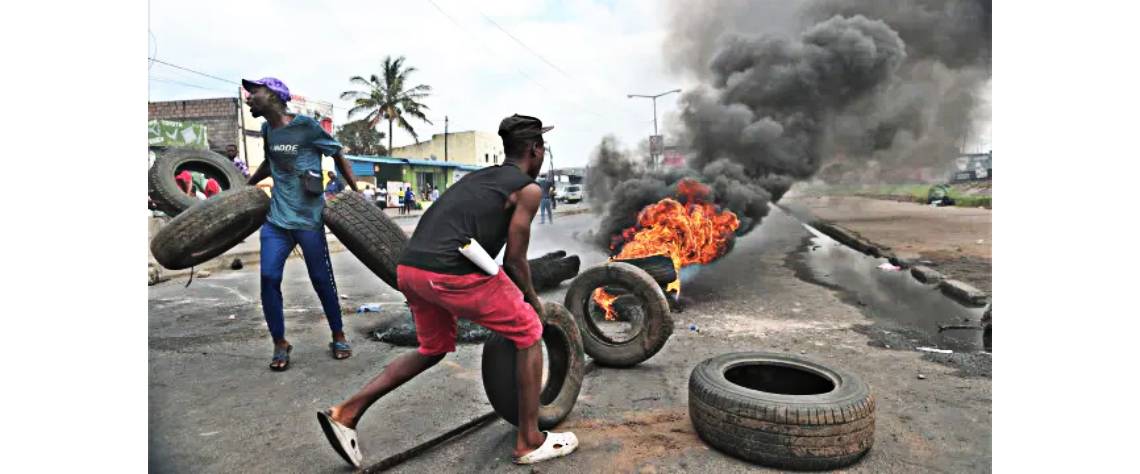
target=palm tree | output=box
[340,56,433,154]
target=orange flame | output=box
[592,288,620,321]
[591,179,740,314]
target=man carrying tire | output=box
[319,114,578,468]
[242,77,360,371]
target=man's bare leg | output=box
[329,351,444,428]
[514,341,547,457]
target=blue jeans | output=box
[539,198,553,223]
[259,222,343,342]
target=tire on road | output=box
[322,190,408,291]
[689,352,875,470]
[149,187,269,270]
[482,301,585,430]
[563,262,672,367]
[148,148,246,216]
[614,254,677,287]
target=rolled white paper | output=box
[459,238,500,275]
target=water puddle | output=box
[791,226,987,353]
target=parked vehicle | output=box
[560,185,583,204]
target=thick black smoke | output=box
[809,0,992,179]
[679,15,907,180]
[588,0,991,248]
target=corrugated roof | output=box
[347,154,485,171]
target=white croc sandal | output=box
[514,431,579,465]
[317,410,363,468]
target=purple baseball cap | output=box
[241,77,291,103]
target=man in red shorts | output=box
[318,115,577,468]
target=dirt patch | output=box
[560,409,705,472]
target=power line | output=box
[422,0,606,121]
[148,57,240,86]
[471,7,638,115]
[475,11,573,79]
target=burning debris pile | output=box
[585,0,990,276]
[592,179,740,318]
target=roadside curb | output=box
[812,221,886,258]
[809,219,990,308]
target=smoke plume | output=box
[588,0,991,249]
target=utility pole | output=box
[444,115,449,162]
[547,145,556,180]
[628,88,681,168]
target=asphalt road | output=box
[148,209,991,473]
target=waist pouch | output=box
[301,170,324,196]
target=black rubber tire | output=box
[482,301,586,430]
[689,352,875,470]
[322,190,408,290]
[530,254,581,291]
[614,254,676,286]
[148,148,246,216]
[149,187,269,270]
[563,262,672,367]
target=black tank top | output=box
[399,164,536,274]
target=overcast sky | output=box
[148,0,690,168]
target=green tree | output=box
[340,55,433,153]
[335,119,387,156]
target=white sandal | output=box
[317,410,363,468]
[513,431,579,465]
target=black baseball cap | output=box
[498,114,554,140]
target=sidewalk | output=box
[148,203,592,284]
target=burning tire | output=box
[150,187,269,270]
[689,352,875,470]
[563,262,673,367]
[323,190,408,291]
[482,301,585,430]
[148,148,246,216]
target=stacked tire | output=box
[148,148,246,217]
[150,187,269,270]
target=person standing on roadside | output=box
[404,186,415,214]
[538,176,554,224]
[318,114,577,468]
[243,76,359,371]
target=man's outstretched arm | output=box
[503,183,544,319]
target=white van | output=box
[560,185,583,204]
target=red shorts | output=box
[397,264,543,356]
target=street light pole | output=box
[628,88,681,167]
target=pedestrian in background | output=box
[226,144,249,178]
[325,170,344,198]
[243,76,359,371]
[404,186,415,214]
[430,187,440,201]
[362,185,374,203]
[377,186,388,209]
[538,177,554,224]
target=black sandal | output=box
[270,344,293,371]
[329,341,352,360]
